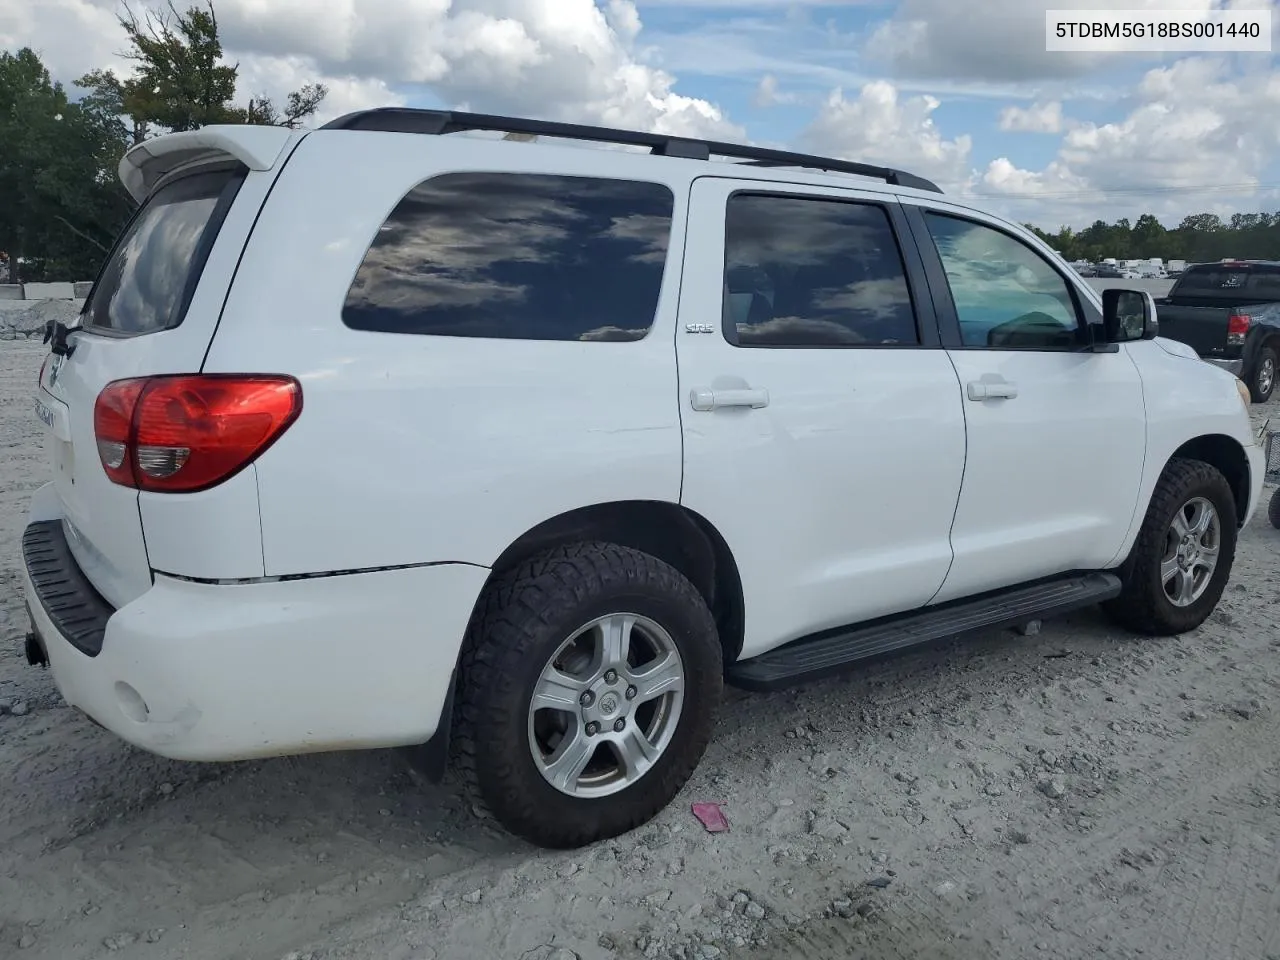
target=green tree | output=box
[240,83,329,128]
[0,49,133,283]
[0,48,63,283]
[77,1,328,143]
[116,0,239,133]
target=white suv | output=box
[21,109,1264,849]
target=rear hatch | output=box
[33,129,297,609]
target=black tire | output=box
[1248,346,1277,403]
[1103,458,1237,636]
[1268,486,1280,529]
[453,541,723,849]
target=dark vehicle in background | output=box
[1154,260,1280,402]
[1073,262,1098,277]
[1095,264,1124,279]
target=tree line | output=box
[1026,213,1280,264]
[1,1,326,284]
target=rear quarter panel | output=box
[202,131,694,575]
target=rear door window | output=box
[722,193,920,347]
[82,168,245,335]
[342,173,675,341]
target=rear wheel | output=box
[1248,346,1277,403]
[453,541,722,849]
[1268,486,1280,529]
[1103,458,1237,636]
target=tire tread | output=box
[452,540,722,848]
[1103,457,1237,636]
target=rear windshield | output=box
[82,168,245,334]
[1172,265,1280,301]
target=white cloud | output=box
[799,57,1280,228]
[970,56,1280,226]
[6,0,1280,232]
[753,73,796,108]
[232,56,405,125]
[0,0,124,83]
[215,0,742,138]
[802,81,973,190]
[978,158,1090,200]
[2,0,742,140]
[998,101,1065,134]
[606,0,643,43]
[864,0,1244,82]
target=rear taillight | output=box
[93,375,302,492]
[1228,314,1251,345]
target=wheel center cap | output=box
[598,692,620,716]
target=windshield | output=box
[82,168,245,334]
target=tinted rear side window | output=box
[723,193,919,347]
[1174,266,1280,300]
[342,173,675,341]
[83,168,245,334]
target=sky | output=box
[3,0,1280,229]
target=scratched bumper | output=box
[23,551,487,763]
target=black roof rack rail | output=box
[320,107,943,194]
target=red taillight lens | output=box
[1228,314,1252,335]
[93,378,148,485]
[93,375,302,492]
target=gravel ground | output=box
[2,336,1279,960]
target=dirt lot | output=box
[2,336,1278,960]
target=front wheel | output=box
[453,541,723,849]
[1103,458,1237,636]
[1248,346,1277,403]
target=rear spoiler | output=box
[118,126,300,203]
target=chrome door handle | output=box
[690,387,770,411]
[966,380,1018,401]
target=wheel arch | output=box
[484,500,746,665]
[407,500,745,784]
[1167,434,1251,527]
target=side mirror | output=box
[1102,288,1158,343]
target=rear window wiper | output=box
[43,319,81,357]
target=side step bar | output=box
[728,572,1122,692]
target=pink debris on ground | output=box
[691,802,729,833]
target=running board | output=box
[728,572,1122,692]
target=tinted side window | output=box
[723,194,919,347]
[343,173,674,341]
[83,168,244,334]
[923,213,1082,349]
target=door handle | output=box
[966,380,1018,401]
[690,387,770,411]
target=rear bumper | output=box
[21,505,488,762]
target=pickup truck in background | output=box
[1154,260,1280,402]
